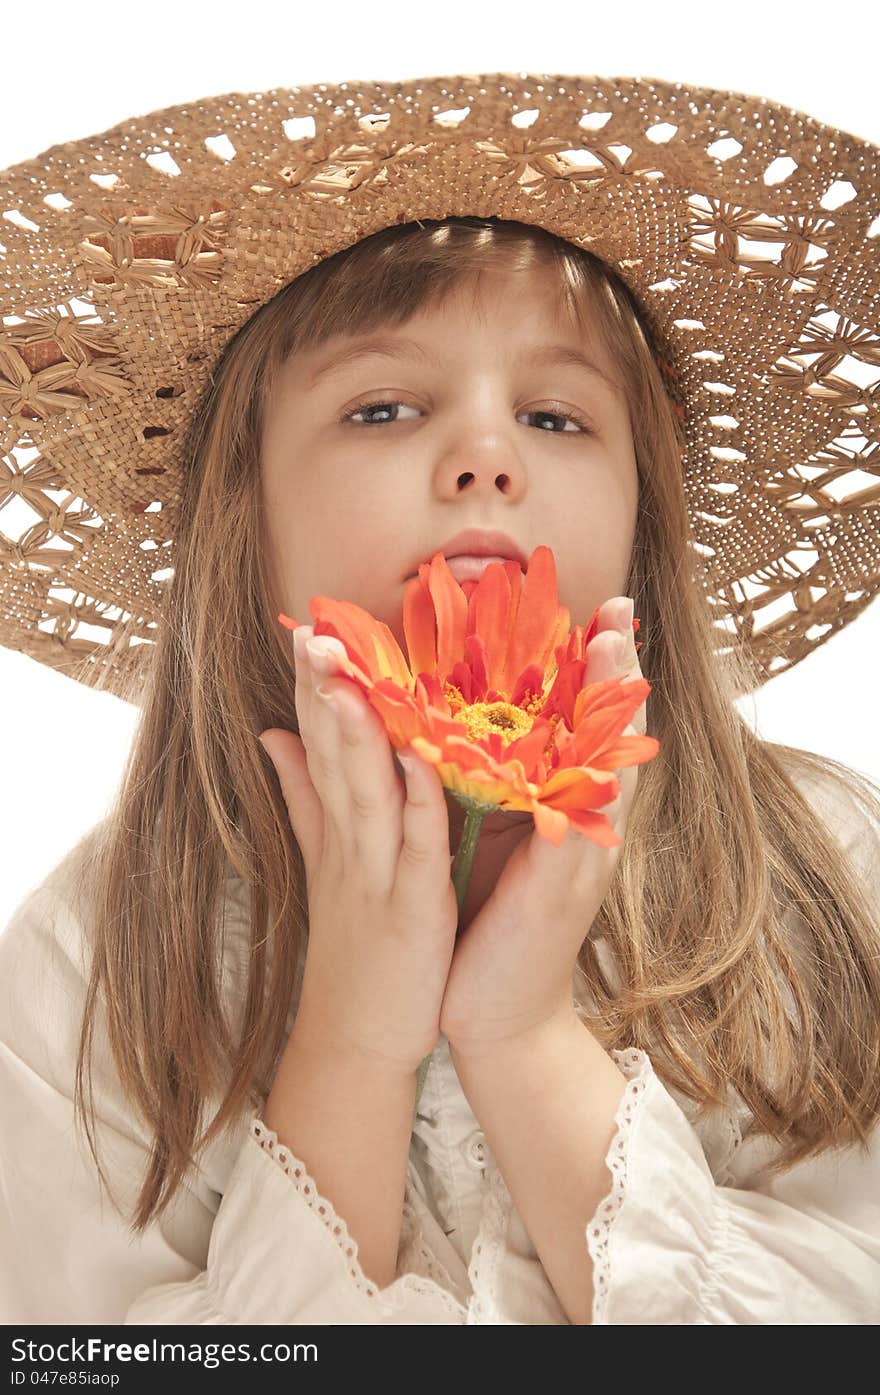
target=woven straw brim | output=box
[1,71,878,703]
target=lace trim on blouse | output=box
[584,1048,744,1323]
[465,1158,514,1324]
[399,1200,470,1310]
[584,1048,653,1324]
[251,1117,465,1319]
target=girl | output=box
[1,74,879,1326]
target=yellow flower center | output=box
[444,682,554,751]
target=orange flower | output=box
[278,545,659,849]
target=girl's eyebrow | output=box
[308,334,620,395]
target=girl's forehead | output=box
[273,260,614,391]
[314,277,590,355]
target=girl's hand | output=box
[259,627,460,1078]
[438,597,646,1057]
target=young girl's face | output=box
[261,263,638,667]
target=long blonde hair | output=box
[68,216,880,1233]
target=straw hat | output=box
[1,72,878,703]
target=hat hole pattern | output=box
[204,135,237,163]
[432,108,470,129]
[1,75,879,696]
[144,152,181,178]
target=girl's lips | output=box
[402,556,526,594]
[443,554,524,582]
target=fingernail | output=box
[616,597,634,636]
[399,754,415,775]
[306,636,339,671]
[611,634,626,666]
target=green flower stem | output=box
[450,796,488,922]
[412,795,492,1120]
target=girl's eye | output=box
[340,399,593,433]
[522,407,592,434]
[342,400,421,426]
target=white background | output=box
[2,0,879,927]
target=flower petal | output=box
[277,549,660,843]
[508,545,570,684]
[532,801,572,846]
[468,560,518,690]
[563,806,622,848]
[403,569,442,680]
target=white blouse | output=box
[1,763,879,1325]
